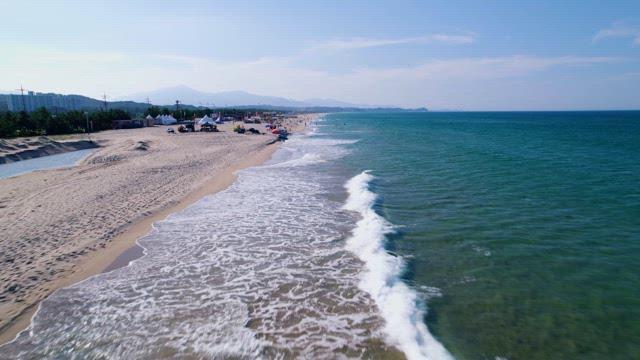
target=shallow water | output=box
[0,148,95,179]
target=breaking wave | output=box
[343,171,454,360]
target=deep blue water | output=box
[321,111,640,359]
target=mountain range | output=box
[1,86,427,112]
[121,85,375,108]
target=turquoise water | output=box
[322,111,640,359]
[0,148,95,179]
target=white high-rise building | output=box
[6,92,78,112]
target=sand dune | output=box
[0,137,99,164]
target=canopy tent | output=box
[156,115,177,125]
[198,115,215,125]
[145,114,154,120]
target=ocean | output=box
[2,111,639,359]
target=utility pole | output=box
[83,111,94,142]
[15,85,26,112]
[102,93,108,111]
[175,100,180,120]
[84,111,90,134]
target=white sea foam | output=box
[266,138,356,168]
[267,152,326,167]
[343,171,454,360]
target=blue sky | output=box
[1,0,639,110]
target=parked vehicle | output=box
[183,122,195,132]
[200,124,219,132]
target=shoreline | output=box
[0,139,279,346]
[0,114,316,345]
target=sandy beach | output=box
[0,114,316,344]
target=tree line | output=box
[0,108,131,138]
[144,106,264,120]
[1,106,278,138]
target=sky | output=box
[1,0,639,110]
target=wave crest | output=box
[343,171,453,360]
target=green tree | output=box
[16,111,39,136]
[145,106,161,117]
[60,111,87,131]
[46,114,73,135]
[0,112,18,137]
[31,107,52,133]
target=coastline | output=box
[0,114,316,345]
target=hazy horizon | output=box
[4,84,640,111]
[1,1,640,110]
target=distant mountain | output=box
[0,92,152,113]
[1,86,427,113]
[121,85,374,108]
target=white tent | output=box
[164,115,177,125]
[198,115,215,125]
[156,115,177,125]
[214,115,223,124]
[145,114,154,120]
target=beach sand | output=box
[0,114,317,344]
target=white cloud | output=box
[307,33,475,52]
[411,55,618,79]
[594,21,640,46]
[0,45,626,109]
